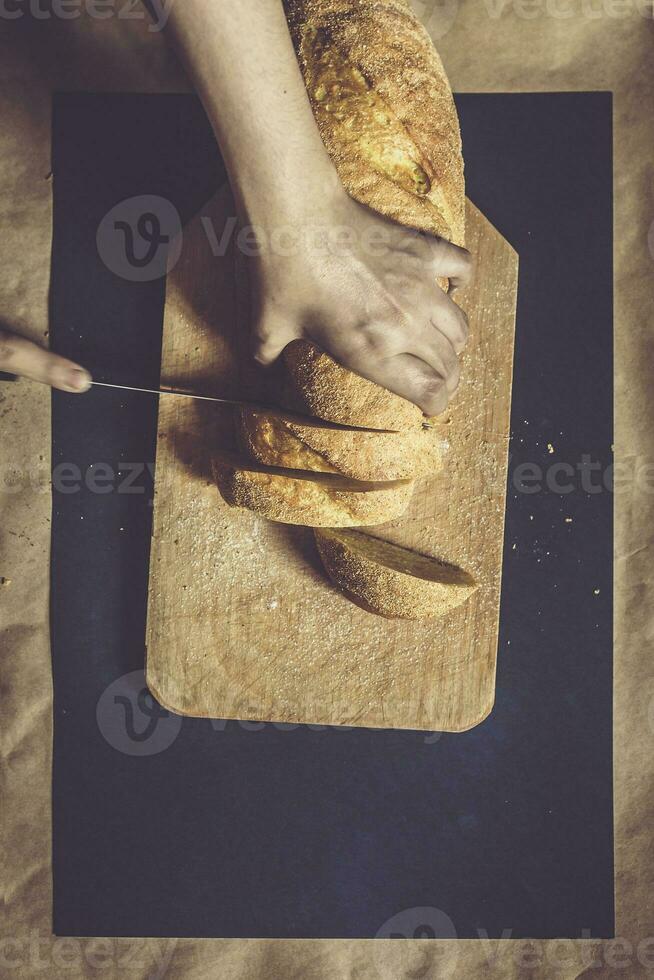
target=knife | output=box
[91,380,248,406]
[90,380,433,430]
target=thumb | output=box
[252,312,299,367]
[0,328,92,392]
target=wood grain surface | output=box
[145,191,518,731]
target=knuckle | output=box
[340,330,369,359]
[387,271,416,299]
[350,324,392,357]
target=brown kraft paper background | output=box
[1,1,652,977]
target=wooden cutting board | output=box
[145,190,518,731]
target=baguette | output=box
[212,452,413,527]
[280,339,424,431]
[314,527,477,619]
[284,0,465,245]
[280,0,465,428]
[236,404,444,481]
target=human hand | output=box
[164,0,471,416]
[0,327,91,392]
[249,190,473,417]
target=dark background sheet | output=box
[50,92,613,939]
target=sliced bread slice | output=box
[314,527,477,619]
[212,452,414,527]
[236,405,444,482]
[280,339,425,432]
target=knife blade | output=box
[90,380,247,405]
[90,380,433,430]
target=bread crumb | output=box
[547,443,555,454]
[593,588,600,595]
[0,576,11,586]
[564,517,573,523]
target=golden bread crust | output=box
[280,339,424,430]
[284,0,465,245]
[212,454,414,527]
[237,404,444,480]
[280,0,465,428]
[314,527,477,618]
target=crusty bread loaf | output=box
[236,404,444,481]
[281,0,465,427]
[314,527,477,618]
[212,452,414,527]
[280,339,424,431]
[284,0,465,245]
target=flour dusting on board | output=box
[146,197,518,730]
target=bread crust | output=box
[280,339,424,430]
[236,404,444,481]
[213,453,414,527]
[280,0,465,429]
[284,0,465,245]
[314,527,477,618]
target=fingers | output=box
[334,330,451,416]
[409,326,461,396]
[0,329,91,392]
[366,353,450,416]
[385,254,470,355]
[426,239,474,290]
[307,303,463,415]
[430,297,469,355]
[396,278,468,356]
[355,285,466,394]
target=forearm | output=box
[159,0,472,417]
[164,0,337,226]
